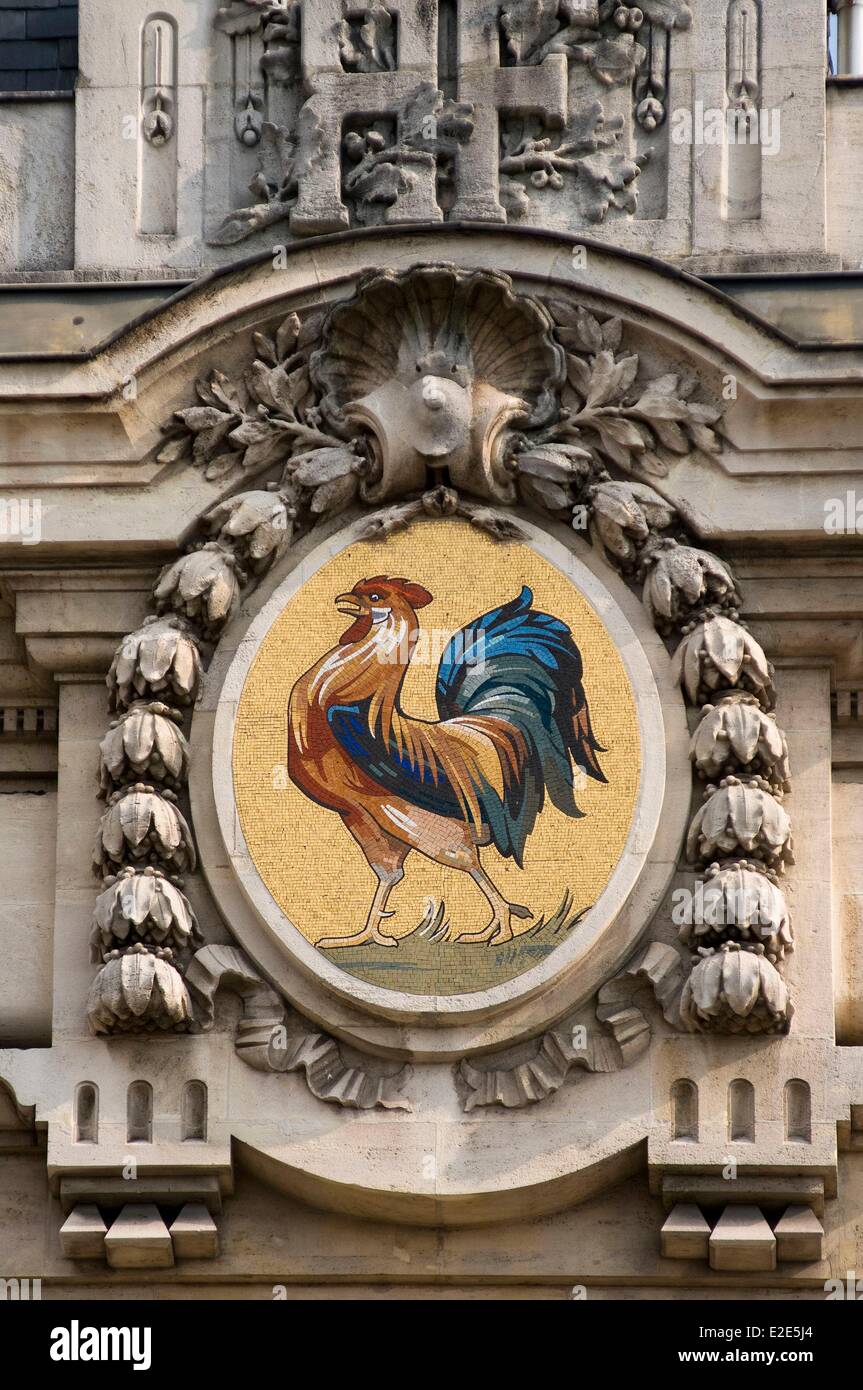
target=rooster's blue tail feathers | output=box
[436,586,606,864]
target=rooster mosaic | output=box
[287,576,606,948]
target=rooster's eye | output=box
[369,593,381,602]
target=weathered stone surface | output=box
[660,1204,710,1261]
[59,1204,107,1259]
[104,1204,175,1270]
[170,1203,219,1260]
[773,1205,825,1263]
[708,1205,777,1272]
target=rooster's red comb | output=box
[354,575,433,609]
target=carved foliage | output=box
[680,942,790,1036]
[642,540,739,630]
[154,544,246,639]
[589,478,675,563]
[490,292,793,1039]
[203,489,296,572]
[92,867,201,960]
[678,861,792,963]
[94,784,197,877]
[88,944,194,1036]
[495,0,692,222]
[212,0,690,240]
[672,615,775,710]
[95,612,205,1032]
[107,616,202,711]
[343,86,474,226]
[686,777,793,872]
[520,301,723,497]
[691,694,790,789]
[99,702,190,794]
[500,102,644,225]
[158,312,367,493]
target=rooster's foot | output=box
[456,919,512,945]
[456,902,531,946]
[317,919,398,950]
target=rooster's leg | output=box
[317,863,405,950]
[455,865,532,946]
[317,812,410,949]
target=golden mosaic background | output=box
[232,520,641,996]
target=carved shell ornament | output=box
[310,265,565,504]
[87,263,794,1112]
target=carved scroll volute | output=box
[349,377,525,506]
[459,384,526,505]
[347,384,456,507]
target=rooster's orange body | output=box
[288,576,605,947]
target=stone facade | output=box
[1,0,863,1303]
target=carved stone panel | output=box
[209,0,692,244]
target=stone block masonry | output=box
[0,0,77,93]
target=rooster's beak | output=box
[335,593,363,617]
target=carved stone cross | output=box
[449,0,570,223]
[290,0,571,235]
[291,0,442,234]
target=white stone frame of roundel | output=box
[189,508,692,1060]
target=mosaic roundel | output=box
[230,519,642,998]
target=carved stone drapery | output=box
[460,941,683,1109]
[186,945,412,1110]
